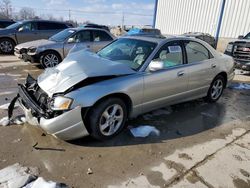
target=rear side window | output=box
[92,30,112,41]
[38,22,67,30]
[184,41,211,63]
[153,41,183,68]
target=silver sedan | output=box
[14,28,115,68]
[14,35,235,140]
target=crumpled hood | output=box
[37,50,136,97]
[15,39,57,49]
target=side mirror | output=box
[18,27,23,32]
[148,60,164,72]
[238,35,244,39]
[67,38,75,43]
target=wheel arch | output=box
[82,92,133,135]
[216,72,228,88]
[0,37,16,46]
[39,49,62,62]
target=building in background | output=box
[154,0,250,51]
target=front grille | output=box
[233,42,250,61]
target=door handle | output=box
[211,64,216,68]
[177,71,185,77]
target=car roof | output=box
[21,20,71,25]
[69,27,110,32]
[120,35,210,44]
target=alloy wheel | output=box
[99,104,124,136]
[211,79,223,100]
[0,40,13,53]
[43,54,59,67]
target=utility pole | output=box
[121,12,124,29]
[68,9,71,21]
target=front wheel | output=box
[205,75,225,103]
[0,38,15,54]
[87,98,128,140]
[40,51,61,68]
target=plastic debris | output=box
[87,168,93,175]
[0,116,10,126]
[24,177,68,188]
[0,163,37,188]
[229,83,250,90]
[129,125,160,138]
[0,116,26,126]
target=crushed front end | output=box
[15,75,89,140]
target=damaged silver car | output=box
[10,36,235,140]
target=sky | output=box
[11,0,155,26]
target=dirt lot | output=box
[0,55,250,188]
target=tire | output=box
[87,97,128,140]
[205,75,225,103]
[0,38,15,54]
[40,51,62,68]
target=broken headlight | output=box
[27,47,37,55]
[50,96,73,111]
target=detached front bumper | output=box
[18,85,89,140]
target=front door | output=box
[63,30,92,57]
[16,22,39,43]
[142,41,189,113]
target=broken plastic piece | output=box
[129,125,160,137]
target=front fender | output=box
[65,74,144,110]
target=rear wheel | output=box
[87,98,127,140]
[0,38,15,54]
[205,75,225,103]
[40,51,61,68]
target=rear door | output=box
[37,21,68,39]
[183,40,218,97]
[142,41,189,112]
[63,30,92,56]
[15,22,39,43]
[91,30,114,52]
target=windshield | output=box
[97,38,157,70]
[49,29,76,42]
[6,21,23,29]
[244,32,250,39]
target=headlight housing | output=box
[27,47,37,55]
[50,96,73,111]
[226,44,233,52]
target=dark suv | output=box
[0,20,73,54]
[182,32,216,48]
[225,32,250,71]
[0,19,15,28]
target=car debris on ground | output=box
[0,163,68,188]
[129,125,160,138]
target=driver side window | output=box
[19,22,36,31]
[73,30,91,43]
[153,42,183,68]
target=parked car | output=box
[80,23,110,31]
[224,32,250,71]
[182,32,216,48]
[0,20,73,54]
[126,28,162,36]
[0,19,15,28]
[11,36,234,140]
[14,28,115,68]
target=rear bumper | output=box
[18,85,89,140]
